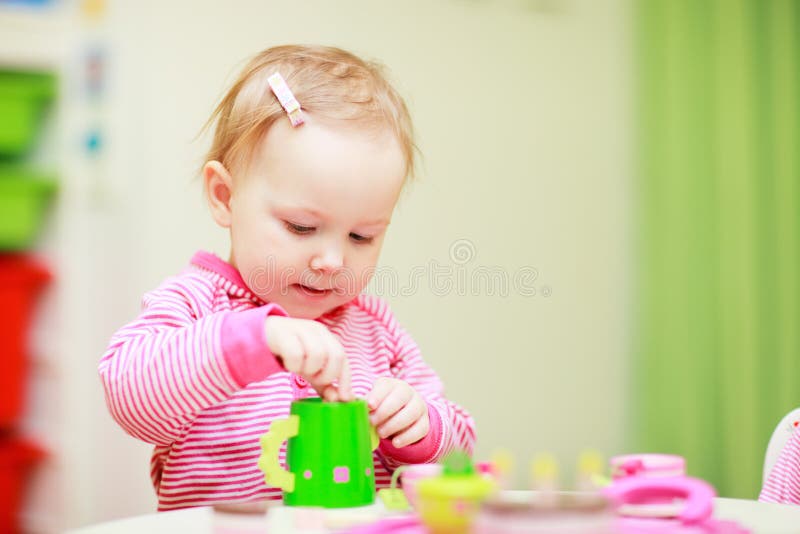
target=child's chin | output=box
[265,288,354,319]
[288,308,325,320]
[279,300,341,320]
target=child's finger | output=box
[370,385,410,427]
[389,414,430,448]
[314,333,345,386]
[366,378,393,411]
[337,359,353,402]
[273,332,304,374]
[321,384,340,402]
[298,330,328,377]
[376,399,423,439]
[312,351,341,390]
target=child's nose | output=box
[309,246,344,272]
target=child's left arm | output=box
[367,314,476,467]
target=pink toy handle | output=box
[603,476,716,524]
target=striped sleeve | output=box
[361,296,477,466]
[98,274,285,447]
[760,428,800,504]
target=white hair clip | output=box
[268,72,304,127]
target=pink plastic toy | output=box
[604,475,714,523]
[610,454,686,479]
[603,476,749,533]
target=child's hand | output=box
[367,377,429,448]
[264,316,353,402]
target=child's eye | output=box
[285,221,316,235]
[349,232,373,244]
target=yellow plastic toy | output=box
[415,452,496,534]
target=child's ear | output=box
[204,161,234,228]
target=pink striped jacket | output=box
[98,251,475,510]
[760,425,800,504]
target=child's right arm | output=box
[98,275,351,447]
[98,275,287,446]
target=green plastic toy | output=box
[258,398,379,508]
[378,465,413,511]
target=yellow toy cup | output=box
[416,452,496,534]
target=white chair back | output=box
[763,407,800,485]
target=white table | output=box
[67,498,800,534]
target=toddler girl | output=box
[98,45,475,511]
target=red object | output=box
[0,437,45,534]
[0,255,51,427]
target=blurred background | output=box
[0,0,796,531]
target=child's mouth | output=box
[292,284,332,297]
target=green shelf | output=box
[0,70,57,158]
[0,166,57,251]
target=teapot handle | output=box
[258,415,299,492]
[369,425,379,451]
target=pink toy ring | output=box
[602,476,715,524]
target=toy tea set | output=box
[257,399,749,533]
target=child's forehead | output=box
[244,118,406,221]
[251,118,405,189]
[261,115,399,160]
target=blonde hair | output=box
[203,44,416,179]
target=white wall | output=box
[49,0,633,528]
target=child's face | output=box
[222,118,406,319]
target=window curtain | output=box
[635,0,799,497]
